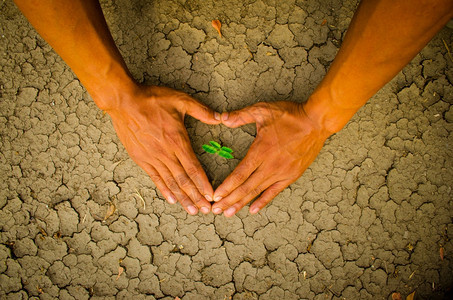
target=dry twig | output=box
[134,189,146,210]
[442,39,453,63]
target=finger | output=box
[184,97,221,125]
[221,102,267,128]
[249,181,290,214]
[213,144,262,203]
[176,142,215,202]
[138,162,178,205]
[163,156,212,214]
[152,159,199,215]
[223,196,253,217]
[212,169,268,215]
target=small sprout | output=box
[221,146,233,153]
[218,150,234,159]
[209,141,221,148]
[202,140,234,159]
[203,144,218,154]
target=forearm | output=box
[14,0,137,110]
[305,0,453,133]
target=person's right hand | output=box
[106,85,221,215]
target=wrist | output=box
[303,86,360,134]
[79,64,139,112]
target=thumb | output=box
[184,97,221,125]
[222,103,266,128]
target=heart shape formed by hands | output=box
[109,85,331,217]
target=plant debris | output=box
[134,188,146,210]
[116,267,124,281]
[392,292,402,300]
[103,202,116,222]
[38,227,47,236]
[212,20,222,37]
[406,243,414,251]
[442,39,453,63]
[406,291,415,300]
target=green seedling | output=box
[202,140,234,159]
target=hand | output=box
[106,85,221,215]
[212,101,332,217]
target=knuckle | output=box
[217,200,234,211]
[232,172,247,185]
[165,177,179,190]
[179,197,192,208]
[255,102,269,110]
[238,184,251,196]
[175,173,190,187]
[252,186,263,196]
[149,174,161,183]
[192,194,206,206]
[186,166,201,178]
[186,188,200,200]
[172,190,187,202]
[199,105,210,115]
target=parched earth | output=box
[1,0,452,299]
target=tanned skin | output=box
[14,0,222,216]
[211,0,453,216]
[14,0,453,217]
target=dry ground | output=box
[1,0,452,299]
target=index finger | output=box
[212,146,262,203]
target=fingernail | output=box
[213,208,222,214]
[205,194,213,202]
[250,206,259,214]
[224,207,236,216]
[214,196,222,202]
[168,196,177,204]
[222,112,229,121]
[201,206,210,214]
[187,205,198,215]
[214,112,220,121]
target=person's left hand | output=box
[211,101,333,217]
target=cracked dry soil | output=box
[1,0,452,299]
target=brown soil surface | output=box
[1,0,452,299]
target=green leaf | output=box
[202,144,218,154]
[221,146,233,153]
[209,141,221,149]
[218,150,234,159]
